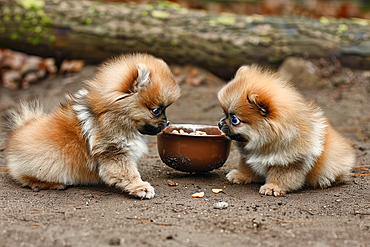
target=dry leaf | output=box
[60,60,85,75]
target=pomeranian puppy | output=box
[218,65,355,196]
[5,53,180,199]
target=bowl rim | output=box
[161,124,227,138]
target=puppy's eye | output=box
[151,107,161,117]
[230,115,241,126]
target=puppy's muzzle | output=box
[139,117,168,135]
[139,124,162,135]
[218,121,224,130]
[218,119,247,142]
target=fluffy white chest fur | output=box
[72,90,149,167]
[123,136,149,164]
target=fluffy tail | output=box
[3,101,46,133]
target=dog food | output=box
[172,129,207,136]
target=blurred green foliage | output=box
[0,0,55,45]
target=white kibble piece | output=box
[173,129,208,136]
[195,131,207,135]
[213,202,228,209]
[212,189,223,194]
[167,180,178,186]
[192,192,204,198]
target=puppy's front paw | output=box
[127,181,155,199]
[226,170,251,184]
[259,183,285,197]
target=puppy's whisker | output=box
[114,93,133,102]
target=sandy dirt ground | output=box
[0,63,370,247]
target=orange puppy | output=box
[218,65,355,196]
[5,54,180,199]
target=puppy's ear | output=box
[235,65,251,76]
[247,94,269,117]
[134,63,150,91]
[113,64,150,102]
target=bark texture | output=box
[1,0,370,79]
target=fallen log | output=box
[1,0,370,79]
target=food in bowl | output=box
[172,129,207,135]
[157,124,231,172]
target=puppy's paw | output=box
[259,183,285,197]
[127,181,155,199]
[226,170,252,184]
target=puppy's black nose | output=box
[218,121,223,130]
[166,120,170,127]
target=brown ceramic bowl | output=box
[157,124,231,172]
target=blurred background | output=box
[108,0,370,18]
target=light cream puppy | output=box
[218,65,355,196]
[5,53,180,199]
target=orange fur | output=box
[306,126,331,187]
[20,175,66,191]
[307,125,354,188]
[52,105,100,183]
